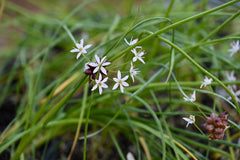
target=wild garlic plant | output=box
[1,1,240,160]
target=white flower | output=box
[112,70,129,93]
[129,62,140,82]
[91,74,108,95]
[225,71,237,90]
[126,152,135,160]
[225,71,236,81]
[183,115,195,127]
[70,39,92,59]
[88,55,111,75]
[124,37,138,46]
[200,76,213,88]
[183,91,196,102]
[227,86,240,103]
[228,40,239,57]
[131,48,145,64]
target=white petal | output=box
[120,85,124,93]
[100,67,107,75]
[79,39,84,47]
[112,83,119,90]
[139,51,145,56]
[133,57,137,62]
[101,83,108,88]
[76,52,82,59]
[127,152,135,160]
[117,70,121,79]
[70,48,79,53]
[101,56,107,63]
[95,55,100,63]
[131,75,135,82]
[131,39,138,45]
[93,67,99,74]
[124,38,130,45]
[113,78,119,82]
[88,62,98,67]
[84,44,92,50]
[91,84,98,91]
[82,49,87,54]
[138,57,145,64]
[103,61,111,66]
[122,75,129,81]
[76,42,81,49]
[99,87,103,95]
[131,48,137,54]
[98,73,102,80]
[183,117,190,122]
[102,77,108,83]
[122,81,129,87]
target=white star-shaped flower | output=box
[225,71,236,81]
[131,48,145,64]
[183,115,195,127]
[225,71,237,90]
[227,86,240,103]
[200,76,213,88]
[124,37,138,46]
[88,55,111,75]
[126,152,135,160]
[183,91,196,102]
[91,74,108,95]
[112,70,129,93]
[129,62,139,82]
[70,39,92,59]
[228,40,239,57]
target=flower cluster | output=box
[202,112,230,140]
[71,37,144,95]
[182,76,213,128]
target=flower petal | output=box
[88,62,98,67]
[79,39,84,47]
[122,82,129,87]
[113,78,119,82]
[93,67,99,74]
[101,83,108,89]
[76,52,82,59]
[102,77,108,83]
[70,48,79,53]
[91,84,98,91]
[122,75,129,81]
[124,38,130,45]
[112,83,119,90]
[117,70,121,79]
[138,57,145,64]
[120,85,124,93]
[95,55,100,63]
[84,44,92,50]
[76,42,81,49]
[103,61,111,66]
[99,87,103,95]
[100,67,107,75]
[133,57,137,62]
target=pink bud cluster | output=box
[202,112,230,140]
